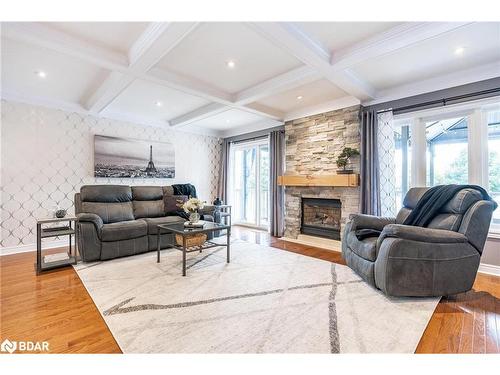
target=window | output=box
[487,109,500,228]
[395,100,500,233]
[229,138,270,229]
[425,117,468,186]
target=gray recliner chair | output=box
[342,187,496,297]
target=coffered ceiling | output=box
[1,21,499,137]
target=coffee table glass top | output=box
[157,221,229,235]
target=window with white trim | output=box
[393,99,500,232]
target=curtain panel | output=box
[360,109,380,216]
[270,130,285,237]
[217,139,231,203]
[377,111,397,217]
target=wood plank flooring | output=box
[1,225,498,354]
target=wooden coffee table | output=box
[156,221,231,276]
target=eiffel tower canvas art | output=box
[94,135,175,178]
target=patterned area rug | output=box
[74,239,439,353]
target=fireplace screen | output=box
[301,198,341,240]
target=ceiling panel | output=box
[296,22,400,52]
[255,79,347,113]
[352,22,500,90]
[187,108,268,131]
[1,37,107,104]
[44,22,149,54]
[156,22,303,94]
[102,79,210,122]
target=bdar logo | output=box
[1,339,17,353]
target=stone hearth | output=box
[283,105,360,241]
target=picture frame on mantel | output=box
[93,135,175,178]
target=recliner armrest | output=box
[349,213,395,231]
[77,213,103,231]
[379,224,468,243]
[199,205,216,215]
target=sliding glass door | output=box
[229,138,270,229]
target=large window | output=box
[394,100,500,232]
[229,138,270,229]
[425,117,468,186]
[487,109,500,228]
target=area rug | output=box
[74,239,440,353]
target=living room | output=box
[1,0,499,373]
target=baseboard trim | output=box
[478,263,500,277]
[0,239,68,256]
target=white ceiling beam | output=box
[330,22,474,70]
[84,22,199,113]
[2,22,129,71]
[363,61,500,106]
[248,22,377,100]
[169,103,228,127]
[234,66,320,105]
[83,71,135,113]
[242,102,285,120]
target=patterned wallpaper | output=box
[0,100,222,249]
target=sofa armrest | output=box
[199,205,216,216]
[77,213,103,231]
[349,213,395,231]
[379,224,468,244]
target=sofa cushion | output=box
[143,216,186,234]
[164,195,188,214]
[133,200,165,219]
[81,185,132,203]
[132,186,163,201]
[81,201,134,224]
[101,220,147,241]
[347,231,378,261]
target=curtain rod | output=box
[229,129,284,144]
[376,87,500,115]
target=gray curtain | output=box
[217,139,230,203]
[270,130,285,236]
[360,108,381,216]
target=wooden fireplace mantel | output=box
[277,174,359,187]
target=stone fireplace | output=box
[283,105,361,243]
[301,198,342,240]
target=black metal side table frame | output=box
[156,222,231,276]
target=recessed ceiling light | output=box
[35,70,47,79]
[454,47,465,56]
[155,101,163,107]
[225,119,231,123]
[296,95,303,100]
[226,60,236,69]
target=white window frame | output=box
[394,96,500,235]
[228,137,270,230]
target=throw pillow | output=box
[164,194,188,215]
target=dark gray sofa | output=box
[342,187,496,297]
[75,185,214,262]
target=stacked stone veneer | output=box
[283,105,361,239]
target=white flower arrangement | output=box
[181,198,205,213]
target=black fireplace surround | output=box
[300,198,342,240]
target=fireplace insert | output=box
[300,198,341,240]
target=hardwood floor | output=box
[1,226,499,354]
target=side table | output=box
[36,217,78,274]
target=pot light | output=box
[454,47,465,56]
[296,95,303,100]
[155,101,163,107]
[226,60,236,69]
[35,70,47,79]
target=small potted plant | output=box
[181,197,205,224]
[336,147,360,174]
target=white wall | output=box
[0,100,222,251]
